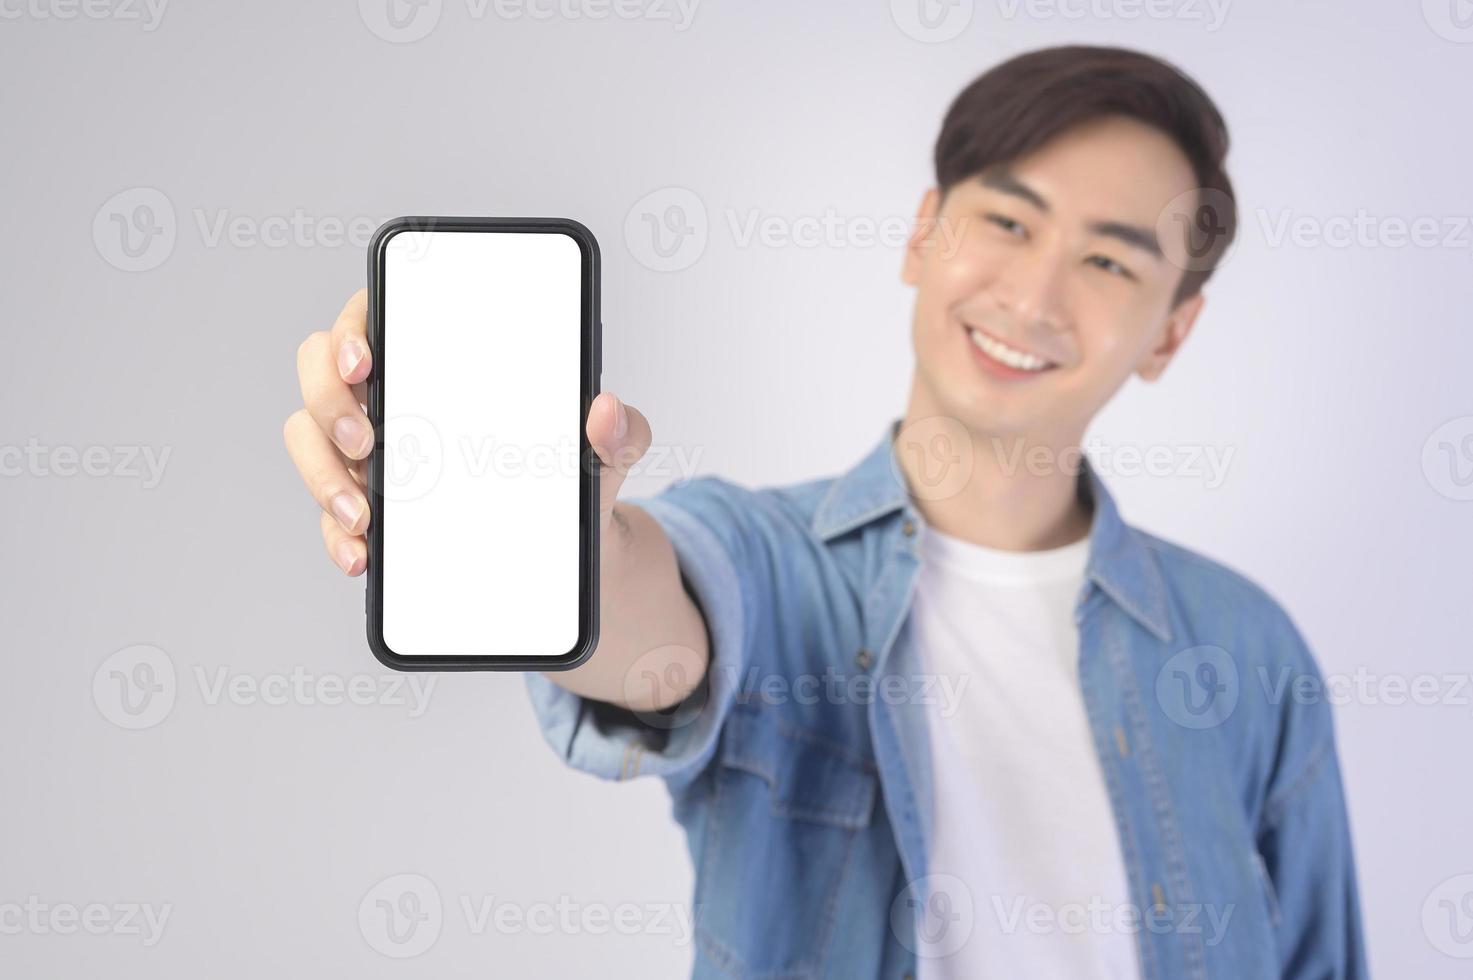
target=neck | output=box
[896,384,1094,552]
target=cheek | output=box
[1073,284,1165,363]
[1073,318,1157,387]
[1080,322,1129,361]
[919,240,995,314]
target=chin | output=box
[922,378,1039,442]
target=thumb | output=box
[587,391,650,525]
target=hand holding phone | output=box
[284,218,652,671]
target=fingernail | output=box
[613,394,629,440]
[331,492,365,531]
[334,416,371,457]
[335,540,363,575]
[338,341,366,379]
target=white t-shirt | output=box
[909,522,1141,980]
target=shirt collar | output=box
[812,417,1174,643]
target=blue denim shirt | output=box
[526,419,1368,979]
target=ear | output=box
[901,187,941,286]
[1136,290,1205,382]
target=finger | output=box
[284,409,371,535]
[297,330,374,461]
[330,288,372,385]
[321,510,367,576]
[586,391,650,525]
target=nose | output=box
[992,249,1067,333]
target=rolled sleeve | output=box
[523,477,758,791]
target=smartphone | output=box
[364,216,600,671]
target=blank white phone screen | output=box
[381,229,583,658]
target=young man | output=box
[286,45,1367,980]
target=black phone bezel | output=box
[364,216,600,672]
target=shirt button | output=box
[856,648,874,670]
[901,519,917,537]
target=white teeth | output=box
[967,328,1051,372]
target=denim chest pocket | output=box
[694,705,879,979]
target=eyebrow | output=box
[976,168,1165,260]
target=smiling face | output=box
[903,113,1208,445]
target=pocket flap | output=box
[719,706,878,829]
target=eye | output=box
[1087,254,1135,280]
[984,213,1027,238]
